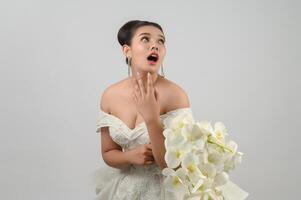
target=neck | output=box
[130,70,160,87]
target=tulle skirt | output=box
[89,164,249,200]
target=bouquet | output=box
[162,111,248,200]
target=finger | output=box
[132,91,138,103]
[145,156,154,162]
[134,84,141,100]
[146,156,154,161]
[136,72,145,98]
[144,151,153,157]
[145,160,153,165]
[134,80,142,100]
[147,72,153,95]
[145,144,152,150]
[146,72,150,94]
[154,87,159,100]
[133,76,139,87]
[138,78,145,98]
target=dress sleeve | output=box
[96,111,116,134]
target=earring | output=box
[161,64,165,78]
[127,57,132,77]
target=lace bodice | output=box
[96,107,193,151]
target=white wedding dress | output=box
[92,107,193,200]
[91,107,249,200]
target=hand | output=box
[131,72,160,123]
[126,143,155,166]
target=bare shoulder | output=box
[99,86,113,113]
[160,78,190,111]
[99,79,127,113]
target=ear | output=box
[122,44,131,58]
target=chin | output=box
[146,66,159,72]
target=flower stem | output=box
[207,138,234,153]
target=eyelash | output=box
[141,37,165,44]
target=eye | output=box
[141,36,149,42]
[159,39,165,44]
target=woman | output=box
[93,20,193,200]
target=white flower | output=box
[224,152,243,172]
[207,148,223,164]
[213,172,229,187]
[165,146,188,168]
[196,121,214,136]
[223,140,243,172]
[207,149,225,173]
[202,190,224,200]
[163,112,195,132]
[181,123,207,150]
[213,122,228,144]
[199,163,217,178]
[226,140,238,154]
[182,153,206,184]
[162,115,246,199]
[162,167,189,194]
[163,128,187,148]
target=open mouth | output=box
[147,53,159,63]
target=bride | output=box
[93,20,193,199]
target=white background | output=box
[0,0,300,199]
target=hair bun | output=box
[117,20,140,46]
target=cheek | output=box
[161,49,166,58]
[132,44,146,56]
[160,45,166,53]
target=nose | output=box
[151,41,159,51]
[151,46,158,51]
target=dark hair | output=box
[117,20,164,65]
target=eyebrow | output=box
[138,32,165,41]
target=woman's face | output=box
[123,25,166,75]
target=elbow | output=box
[158,161,168,170]
[154,158,166,170]
[102,151,116,168]
[102,153,110,166]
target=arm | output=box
[146,85,190,170]
[99,88,132,170]
[145,118,166,170]
[99,87,156,169]
[100,127,132,169]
